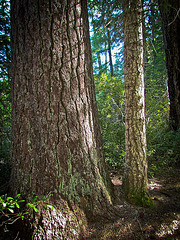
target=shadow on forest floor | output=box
[0,164,180,239]
[86,167,180,239]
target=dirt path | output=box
[87,168,180,239]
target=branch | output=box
[168,8,180,26]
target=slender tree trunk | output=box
[105,40,108,74]
[11,0,113,238]
[91,12,102,74]
[123,0,152,206]
[158,0,180,131]
[107,29,114,77]
[150,0,156,43]
[97,51,102,71]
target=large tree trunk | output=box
[123,0,152,207]
[11,0,113,237]
[158,0,180,131]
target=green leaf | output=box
[46,204,54,210]
[2,202,6,208]
[23,212,29,215]
[15,203,20,208]
[26,203,34,208]
[15,194,21,199]
[7,197,13,200]
[33,207,39,213]
[8,208,14,213]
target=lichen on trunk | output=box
[10,0,114,237]
[123,0,153,207]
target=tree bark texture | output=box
[123,0,151,206]
[11,0,113,236]
[158,0,180,131]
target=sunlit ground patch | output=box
[148,179,162,190]
[156,214,180,238]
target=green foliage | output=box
[90,0,176,173]
[0,0,11,165]
[0,193,54,231]
[26,194,54,213]
[0,0,10,79]
[95,73,125,168]
[142,0,179,173]
[0,194,26,228]
[148,128,180,175]
[0,194,24,215]
[0,79,11,163]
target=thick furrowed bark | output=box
[11,2,114,236]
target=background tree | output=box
[0,0,10,80]
[11,0,113,238]
[89,0,179,173]
[142,0,174,168]
[88,0,123,76]
[123,0,152,206]
[88,0,125,167]
[158,0,180,131]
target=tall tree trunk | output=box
[150,0,156,42]
[90,11,102,74]
[11,0,113,238]
[104,41,108,74]
[123,0,152,207]
[107,29,114,77]
[158,0,180,131]
[97,51,102,72]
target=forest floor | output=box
[0,164,179,239]
[86,166,180,239]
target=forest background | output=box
[0,0,180,186]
